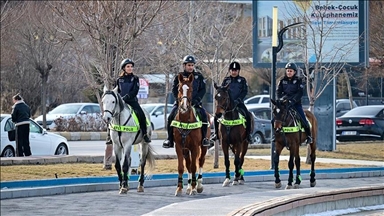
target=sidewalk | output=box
[52,130,168,141]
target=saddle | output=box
[109,104,150,132]
[282,108,311,133]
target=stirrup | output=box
[306,136,313,144]
[143,134,151,142]
[247,135,254,144]
[162,140,174,148]
[202,138,210,147]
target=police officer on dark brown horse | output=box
[162,55,211,148]
[214,61,254,144]
[273,62,313,144]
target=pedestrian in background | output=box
[11,94,32,156]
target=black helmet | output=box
[183,55,196,64]
[285,62,297,72]
[229,61,241,70]
[120,58,134,70]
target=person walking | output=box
[116,58,151,143]
[162,55,210,148]
[273,62,313,144]
[11,94,32,156]
[214,61,254,144]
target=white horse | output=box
[102,86,155,194]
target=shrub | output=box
[52,114,107,131]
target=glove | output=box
[233,99,240,107]
[288,99,296,107]
[122,94,130,102]
[280,95,288,102]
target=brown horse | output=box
[214,83,254,186]
[270,99,317,189]
[172,73,210,196]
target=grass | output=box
[0,142,383,182]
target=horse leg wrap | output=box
[198,174,203,179]
[178,177,183,188]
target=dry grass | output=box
[1,142,383,182]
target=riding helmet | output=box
[120,58,134,70]
[229,61,241,70]
[183,55,196,64]
[285,62,297,72]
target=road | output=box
[68,140,175,156]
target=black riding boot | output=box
[304,125,313,144]
[162,115,175,148]
[271,120,275,142]
[140,122,151,143]
[246,113,253,144]
[201,123,210,147]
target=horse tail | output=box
[144,143,156,172]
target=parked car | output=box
[1,114,70,157]
[244,94,270,105]
[246,104,272,144]
[141,103,173,130]
[34,103,101,130]
[336,99,358,117]
[336,105,384,142]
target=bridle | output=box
[273,102,294,133]
[178,84,192,113]
[102,90,121,118]
[215,88,236,115]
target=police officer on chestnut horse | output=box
[162,55,211,148]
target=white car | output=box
[34,103,101,130]
[244,94,270,105]
[1,114,70,157]
[141,103,173,130]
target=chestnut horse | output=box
[214,83,254,186]
[172,73,210,196]
[271,99,317,189]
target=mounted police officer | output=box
[274,62,313,144]
[162,55,211,148]
[115,58,151,143]
[214,61,253,144]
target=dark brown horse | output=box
[214,83,254,186]
[172,73,210,196]
[271,99,318,189]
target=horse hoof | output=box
[197,187,203,193]
[310,181,316,187]
[293,184,300,189]
[137,186,144,192]
[190,189,197,195]
[175,188,183,196]
[275,182,282,188]
[222,178,230,187]
[232,180,239,186]
[186,188,191,195]
[285,185,293,190]
[238,180,245,185]
[119,187,128,194]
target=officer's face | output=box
[230,69,239,77]
[286,69,295,78]
[124,64,133,74]
[184,63,195,73]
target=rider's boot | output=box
[271,120,275,142]
[162,121,174,148]
[143,133,151,143]
[304,125,313,144]
[246,113,254,144]
[201,123,211,147]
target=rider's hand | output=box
[122,94,130,102]
[288,99,296,107]
[192,99,200,106]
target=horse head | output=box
[177,73,193,114]
[214,82,233,115]
[271,98,291,133]
[102,85,125,123]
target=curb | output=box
[53,130,168,141]
[1,169,383,200]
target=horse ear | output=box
[112,86,118,94]
[224,83,230,89]
[214,82,218,89]
[271,99,276,106]
[188,73,194,82]
[103,85,108,93]
[178,73,183,82]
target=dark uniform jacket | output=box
[221,75,248,102]
[276,75,304,104]
[116,73,140,102]
[11,101,31,125]
[172,71,206,104]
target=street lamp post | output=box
[270,6,303,169]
